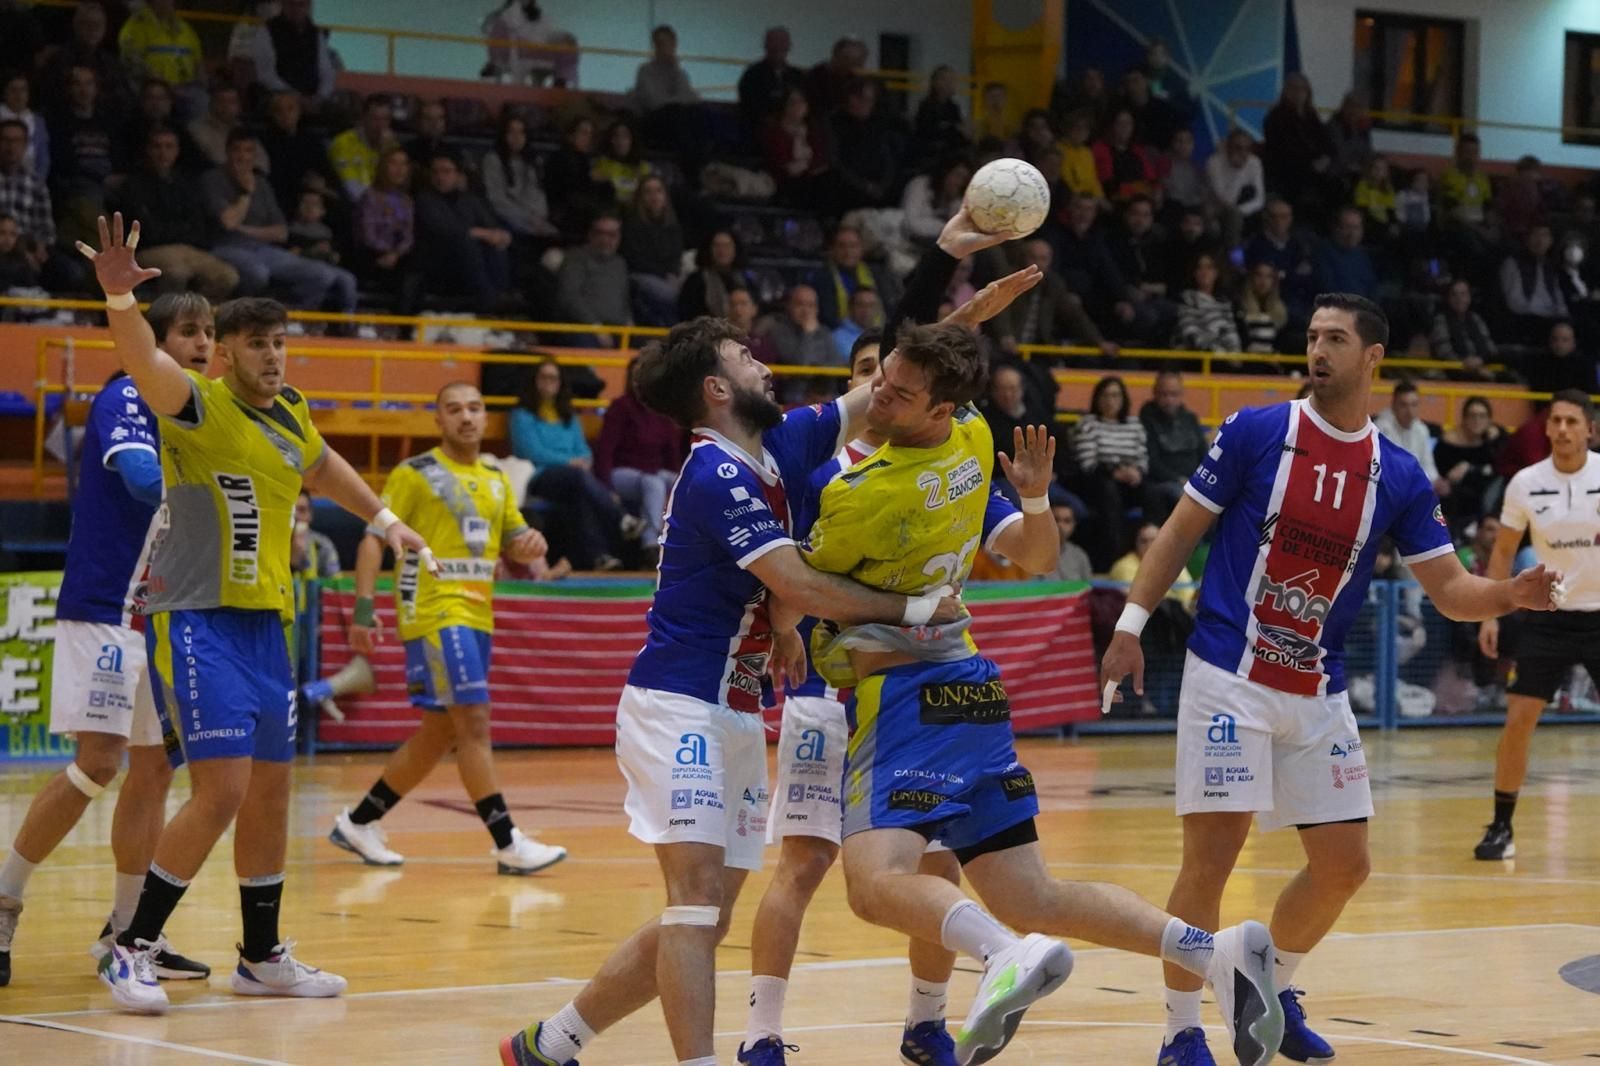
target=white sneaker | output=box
[231,940,348,998]
[954,933,1074,1065]
[329,808,404,866]
[1206,921,1284,1066]
[493,827,568,875]
[96,938,170,1014]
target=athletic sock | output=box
[679,1058,718,1066]
[349,778,402,826]
[1492,790,1518,829]
[939,900,1016,964]
[475,792,515,849]
[1273,948,1307,991]
[0,850,39,900]
[239,873,286,963]
[111,871,145,935]
[744,974,788,1046]
[535,1002,596,1061]
[1164,987,1204,1041]
[907,979,949,1027]
[1159,917,1215,979]
[117,864,189,948]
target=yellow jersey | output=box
[377,448,526,641]
[148,371,325,615]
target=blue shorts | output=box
[404,626,492,710]
[147,609,296,764]
[842,656,1038,852]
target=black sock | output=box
[239,875,285,963]
[116,865,188,948]
[475,792,515,849]
[350,778,402,826]
[1493,790,1518,829]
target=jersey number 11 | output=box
[1312,463,1346,510]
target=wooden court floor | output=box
[1,728,1597,1064]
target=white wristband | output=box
[1020,495,1050,515]
[105,292,136,311]
[1115,603,1150,637]
[372,507,400,534]
[902,584,953,626]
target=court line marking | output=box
[18,924,1595,1022]
[0,1014,293,1064]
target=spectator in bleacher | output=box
[1525,319,1596,396]
[1140,38,1195,127]
[593,355,684,567]
[738,26,803,147]
[1176,253,1241,353]
[118,0,205,118]
[557,209,631,347]
[1050,495,1093,581]
[328,94,397,201]
[0,210,44,291]
[901,156,970,245]
[1353,154,1398,242]
[1435,395,1506,530]
[1,72,49,180]
[258,89,334,215]
[288,188,338,264]
[1111,522,1196,612]
[122,77,198,173]
[831,78,896,210]
[511,358,627,572]
[1117,68,1179,153]
[545,115,611,237]
[1163,204,1222,295]
[1091,107,1155,204]
[812,224,899,329]
[911,65,967,165]
[1140,369,1206,522]
[1374,379,1447,497]
[116,126,240,301]
[481,1,576,88]
[762,86,832,209]
[201,128,358,312]
[41,1,127,117]
[1157,127,1205,218]
[414,150,514,310]
[725,283,759,338]
[47,64,120,240]
[0,4,45,80]
[1020,107,1057,163]
[225,1,275,86]
[758,283,837,398]
[1262,71,1336,222]
[1495,155,1547,246]
[1439,132,1495,268]
[677,229,744,320]
[621,173,684,326]
[1055,109,1106,207]
[633,23,710,172]
[1245,197,1315,320]
[1325,91,1373,188]
[187,81,245,169]
[974,81,1010,146]
[591,118,653,209]
[354,145,417,310]
[980,362,1032,482]
[481,112,558,241]
[1053,192,1146,342]
[0,119,54,250]
[250,0,335,108]
[1205,127,1265,247]
[1239,259,1290,354]
[1313,206,1379,301]
[1107,193,1178,338]
[805,36,868,118]
[1500,223,1569,345]
[1069,374,1152,570]
[987,236,1117,359]
[831,287,882,358]
[1395,167,1433,238]
[403,99,449,170]
[1431,279,1498,378]
[1053,66,1111,137]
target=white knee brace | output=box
[66,762,106,799]
[660,905,721,927]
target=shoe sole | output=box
[329,826,404,866]
[98,972,169,1014]
[497,1035,519,1066]
[497,851,568,876]
[1473,844,1515,860]
[957,938,1074,1066]
[230,976,346,998]
[1221,922,1284,1066]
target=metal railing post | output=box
[1374,581,1401,731]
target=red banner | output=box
[314,581,1100,748]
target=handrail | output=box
[1226,99,1600,143]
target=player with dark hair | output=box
[1474,388,1598,861]
[1102,293,1561,1066]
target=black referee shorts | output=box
[1506,609,1600,701]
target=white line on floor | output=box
[0,1014,293,1064]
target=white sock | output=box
[939,900,1016,964]
[745,974,787,1047]
[111,872,145,935]
[679,1059,718,1066]
[1159,917,1215,979]
[1164,987,1204,1041]
[1274,948,1307,990]
[0,850,39,900]
[907,979,949,1027]
[537,1001,596,1061]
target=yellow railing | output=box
[1226,99,1600,144]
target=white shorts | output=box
[615,685,769,871]
[49,621,163,746]
[768,696,849,845]
[1175,652,1373,832]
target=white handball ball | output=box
[963,158,1051,236]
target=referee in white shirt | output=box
[1474,388,1596,860]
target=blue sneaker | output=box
[498,1023,577,1066]
[901,1020,959,1065]
[737,1036,798,1064]
[1158,1028,1218,1065]
[1278,988,1336,1063]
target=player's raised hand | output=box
[76,213,161,296]
[997,425,1057,499]
[943,266,1044,329]
[506,527,549,565]
[1510,563,1563,612]
[769,626,807,695]
[936,205,1028,259]
[1099,631,1145,715]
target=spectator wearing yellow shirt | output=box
[1110,521,1195,610]
[1439,132,1492,227]
[1058,109,1107,207]
[119,0,206,117]
[328,94,398,201]
[1352,154,1398,241]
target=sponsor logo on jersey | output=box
[214,473,261,585]
[1001,770,1036,801]
[1252,624,1322,670]
[675,733,709,766]
[670,789,692,810]
[95,643,124,674]
[1254,568,1332,624]
[1205,766,1224,786]
[794,728,827,762]
[717,462,739,479]
[887,788,947,813]
[918,680,1010,725]
[1206,713,1238,744]
[787,784,805,803]
[944,456,983,504]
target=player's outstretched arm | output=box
[304,449,432,567]
[747,546,959,628]
[1099,494,1216,710]
[77,213,191,417]
[992,425,1060,574]
[1412,550,1561,622]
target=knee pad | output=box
[660,905,721,928]
[66,761,107,799]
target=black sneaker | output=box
[0,949,10,987]
[1474,823,1515,860]
[89,922,210,980]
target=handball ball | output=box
[963,158,1051,236]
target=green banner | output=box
[0,571,73,761]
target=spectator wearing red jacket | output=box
[593,356,686,563]
[1091,107,1155,203]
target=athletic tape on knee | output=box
[659,905,721,927]
[66,762,106,799]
